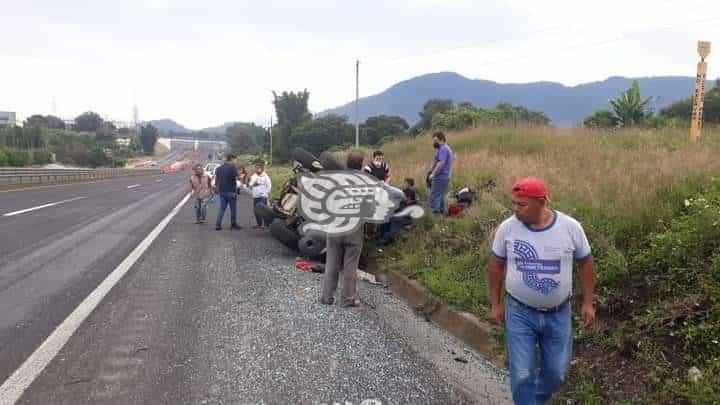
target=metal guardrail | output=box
[0,167,161,186]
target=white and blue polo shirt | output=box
[491,210,592,309]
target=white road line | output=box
[2,197,87,217]
[126,184,141,189]
[155,179,163,183]
[0,192,191,405]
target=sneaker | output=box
[231,224,242,230]
[319,297,334,305]
[215,226,222,231]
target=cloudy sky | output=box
[1,0,718,129]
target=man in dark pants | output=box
[320,151,366,307]
[213,154,242,230]
[377,178,418,246]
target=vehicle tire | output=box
[319,151,345,171]
[291,147,323,172]
[254,203,278,224]
[298,233,326,258]
[269,219,300,251]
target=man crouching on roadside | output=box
[488,177,596,405]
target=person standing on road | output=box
[249,161,272,228]
[320,151,366,307]
[363,150,391,183]
[427,131,453,214]
[213,154,242,231]
[190,164,213,224]
[488,177,596,405]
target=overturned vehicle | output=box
[254,147,413,260]
[253,148,347,259]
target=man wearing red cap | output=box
[488,177,596,405]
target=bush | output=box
[31,150,53,165]
[6,150,32,166]
[0,149,8,166]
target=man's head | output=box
[254,161,265,174]
[372,150,384,165]
[346,151,364,171]
[225,153,237,164]
[193,164,204,176]
[404,178,415,188]
[432,131,446,149]
[511,177,550,225]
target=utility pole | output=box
[690,41,711,143]
[355,59,360,148]
[269,114,273,166]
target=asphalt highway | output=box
[0,168,511,404]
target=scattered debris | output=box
[357,269,382,285]
[688,366,703,383]
[295,261,313,272]
[454,356,469,364]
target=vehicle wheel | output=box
[254,203,278,224]
[291,147,323,172]
[319,151,345,171]
[298,233,326,258]
[269,219,300,251]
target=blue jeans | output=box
[429,178,450,214]
[253,196,269,226]
[194,198,207,221]
[215,192,238,228]
[505,294,573,405]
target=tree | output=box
[609,80,654,127]
[272,90,312,161]
[661,78,720,124]
[583,109,619,129]
[139,124,159,155]
[23,114,65,130]
[74,111,104,132]
[360,115,409,145]
[226,123,261,155]
[415,99,454,132]
[291,114,354,156]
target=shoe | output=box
[319,297,334,305]
[195,220,201,224]
[215,226,222,231]
[231,224,242,230]
[341,299,361,308]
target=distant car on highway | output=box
[204,163,220,179]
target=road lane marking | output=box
[155,179,163,182]
[0,192,191,405]
[126,184,141,189]
[2,197,87,217]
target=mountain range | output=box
[145,119,240,136]
[147,72,716,132]
[321,72,714,126]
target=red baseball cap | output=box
[512,177,550,201]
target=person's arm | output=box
[573,221,596,328]
[578,257,596,328]
[488,222,508,325]
[488,256,506,325]
[266,174,272,195]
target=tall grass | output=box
[371,126,720,403]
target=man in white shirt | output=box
[249,161,272,228]
[488,177,596,405]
